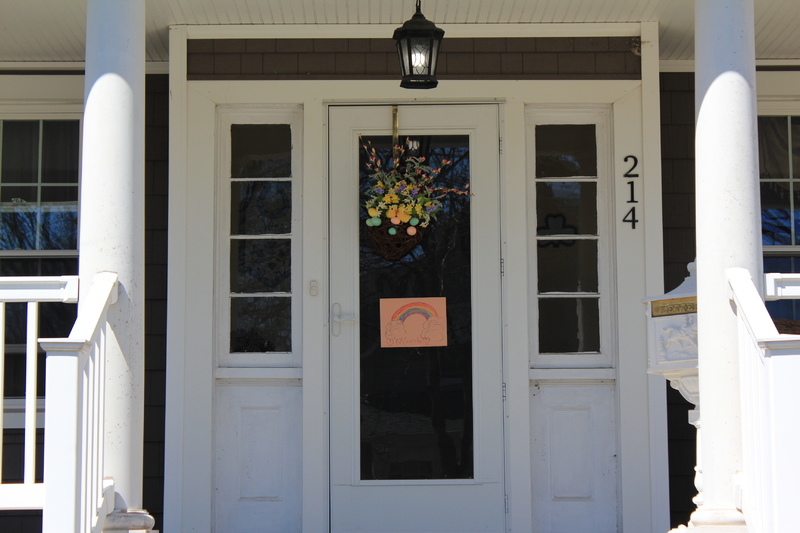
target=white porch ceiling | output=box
[1,0,798,64]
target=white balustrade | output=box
[0,275,78,511]
[39,272,118,533]
[727,268,800,533]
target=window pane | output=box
[1,187,37,249]
[536,182,597,235]
[761,181,791,245]
[535,124,597,178]
[230,297,291,352]
[1,121,39,184]
[758,116,790,180]
[1,186,37,203]
[537,240,598,293]
[230,239,291,293]
[0,211,36,250]
[40,206,78,250]
[764,256,800,322]
[41,121,80,184]
[231,181,291,235]
[0,257,78,276]
[358,134,474,480]
[231,124,291,178]
[538,297,600,353]
[41,186,77,203]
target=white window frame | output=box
[0,75,84,434]
[526,105,615,369]
[214,105,304,369]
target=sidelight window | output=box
[527,109,611,368]
[219,108,302,368]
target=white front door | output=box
[328,104,505,533]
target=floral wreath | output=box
[361,137,469,237]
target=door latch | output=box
[331,302,358,336]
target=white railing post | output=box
[38,272,122,533]
[39,342,85,533]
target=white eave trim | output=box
[0,61,169,74]
[661,58,800,72]
[178,22,644,39]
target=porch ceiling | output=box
[1,0,798,65]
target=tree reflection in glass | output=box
[358,135,474,480]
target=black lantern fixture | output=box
[393,0,445,89]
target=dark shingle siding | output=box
[188,37,641,80]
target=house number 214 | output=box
[622,155,639,229]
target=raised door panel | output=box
[530,381,618,533]
[213,381,302,533]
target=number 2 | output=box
[623,155,639,178]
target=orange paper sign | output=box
[379,297,448,348]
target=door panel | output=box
[329,105,504,532]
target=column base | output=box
[678,506,748,532]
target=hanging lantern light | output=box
[393,0,444,89]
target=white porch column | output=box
[80,0,146,510]
[693,0,759,530]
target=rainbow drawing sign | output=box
[379,297,448,348]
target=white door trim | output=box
[165,69,665,533]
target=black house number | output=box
[623,155,639,229]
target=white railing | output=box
[39,272,118,533]
[0,275,79,510]
[727,268,800,533]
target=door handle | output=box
[331,303,358,337]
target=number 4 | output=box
[623,207,638,229]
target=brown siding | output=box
[660,72,696,292]
[187,37,641,80]
[660,71,698,529]
[143,73,169,532]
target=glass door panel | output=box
[329,104,505,533]
[358,135,473,480]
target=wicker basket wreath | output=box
[367,223,426,261]
[361,137,467,261]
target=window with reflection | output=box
[228,124,294,353]
[1,120,79,251]
[0,119,80,485]
[358,135,473,480]
[534,124,600,354]
[760,115,800,322]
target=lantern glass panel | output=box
[409,38,431,74]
